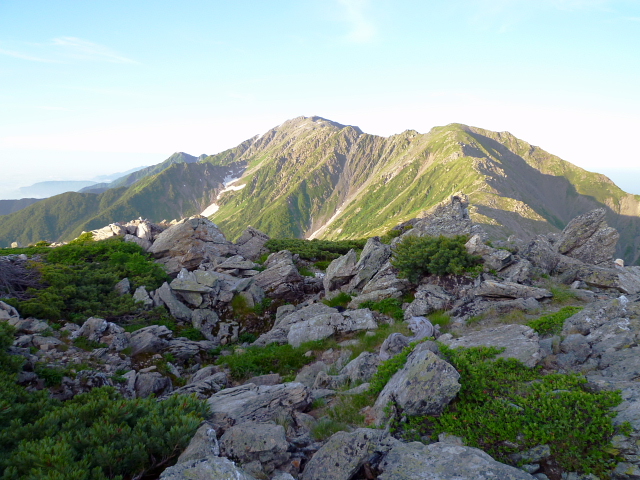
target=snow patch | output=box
[201,178,247,217]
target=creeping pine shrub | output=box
[391,235,482,282]
[5,237,169,322]
[527,306,583,336]
[399,345,625,477]
[0,322,208,480]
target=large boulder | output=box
[129,325,173,356]
[287,308,377,347]
[220,423,289,474]
[157,282,193,321]
[148,216,234,275]
[323,249,357,295]
[253,250,304,301]
[253,303,339,346]
[346,237,391,292]
[207,382,312,430]
[378,441,536,480]
[372,343,460,424]
[557,208,619,266]
[521,235,559,275]
[301,428,389,480]
[440,324,541,368]
[404,284,453,319]
[159,454,256,480]
[235,226,270,261]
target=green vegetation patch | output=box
[322,292,352,309]
[527,306,583,336]
[2,235,169,323]
[398,345,624,477]
[391,235,482,282]
[360,298,404,322]
[0,323,207,480]
[264,238,367,262]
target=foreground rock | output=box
[159,454,256,480]
[556,208,619,266]
[378,441,536,480]
[372,342,460,424]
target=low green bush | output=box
[527,306,583,336]
[398,345,625,477]
[391,235,482,282]
[322,292,352,308]
[360,298,404,321]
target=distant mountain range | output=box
[1,116,639,264]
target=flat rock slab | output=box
[378,442,536,480]
[301,428,388,480]
[159,454,256,480]
[207,382,311,430]
[475,280,551,300]
[440,324,541,368]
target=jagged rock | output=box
[295,361,329,388]
[372,342,460,424]
[132,286,154,309]
[253,303,339,346]
[215,255,259,271]
[361,261,410,295]
[191,308,220,341]
[0,300,19,321]
[379,332,411,361]
[287,308,377,347]
[32,335,63,350]
[177,422,220,463]
[148,216,235,275]
[557,208,619,266]
[166,372,227,399]
[522,235,559,275]
[157,282,192,321]
[91,224,127,241]
[408,193,485,238]
[300,428,389,480]
[574,265,640,295]
[465,235,514,272]
[346,237,392,292]
[159,454,256,480]
[475,280,552,300]
[378,441,536,480]
[220,423,289,473]
[340,351,380,383]
[323,249,357,295]
[129,325,173,356]
[74,317,129,352]
[253,250,304,301]
[404,284,453,319]
[207,382,312,430]
[114,277,130,295]
[124,234,152,251]
[235,226,270,261]
[166,338,214,361]
[500,258,533,284]
[440,324,541,368]
[134,371,172,398]
[7,317,50,334]
[348,288,403,309]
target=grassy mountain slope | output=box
[204,117,640,264]
[0,162,235,247]
[0,198,41,216]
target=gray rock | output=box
[347,288,403,309]
[340,351,380,384]
[149,216,234,275]
[133,286,154,309]
[215,255,259,271]
[159,454,256,480]
[220,423,289,473]
[294,362,329,388]
[372,343,460,424]
[301,428,388,480]
[124,234,152,251]
[574,265,640,295]
[134,371,172,398]
[287,309,377,347]
[7,316,50,334]
[129,325,173,356]
[178,422,220,462]
[323,249,357,294]
[500,259,534,284]
[407,193,481,238]
[114,277,130,295]
[207,382,312,430]
[557,208,619,266]
[157,282,193,321]
[378,441,536,480]
[440,324,541,368]
[379,332,411,361]
[253,250,304,301]
[361,261,410,295]
[191,309,220,341]
[347,237,391,292]
[475,280,552,300]
[235,226,270,260]
[404,284,453,319]
[522,235,559,275]
[0,300,19,320]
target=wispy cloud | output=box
[337,0,376,43]
[0,48,59,63]
[0,37,138,64]
[51,37,138,64]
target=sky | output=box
[1,0,639,198]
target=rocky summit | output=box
[2,194,640,480]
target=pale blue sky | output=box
[1,0,639,197]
